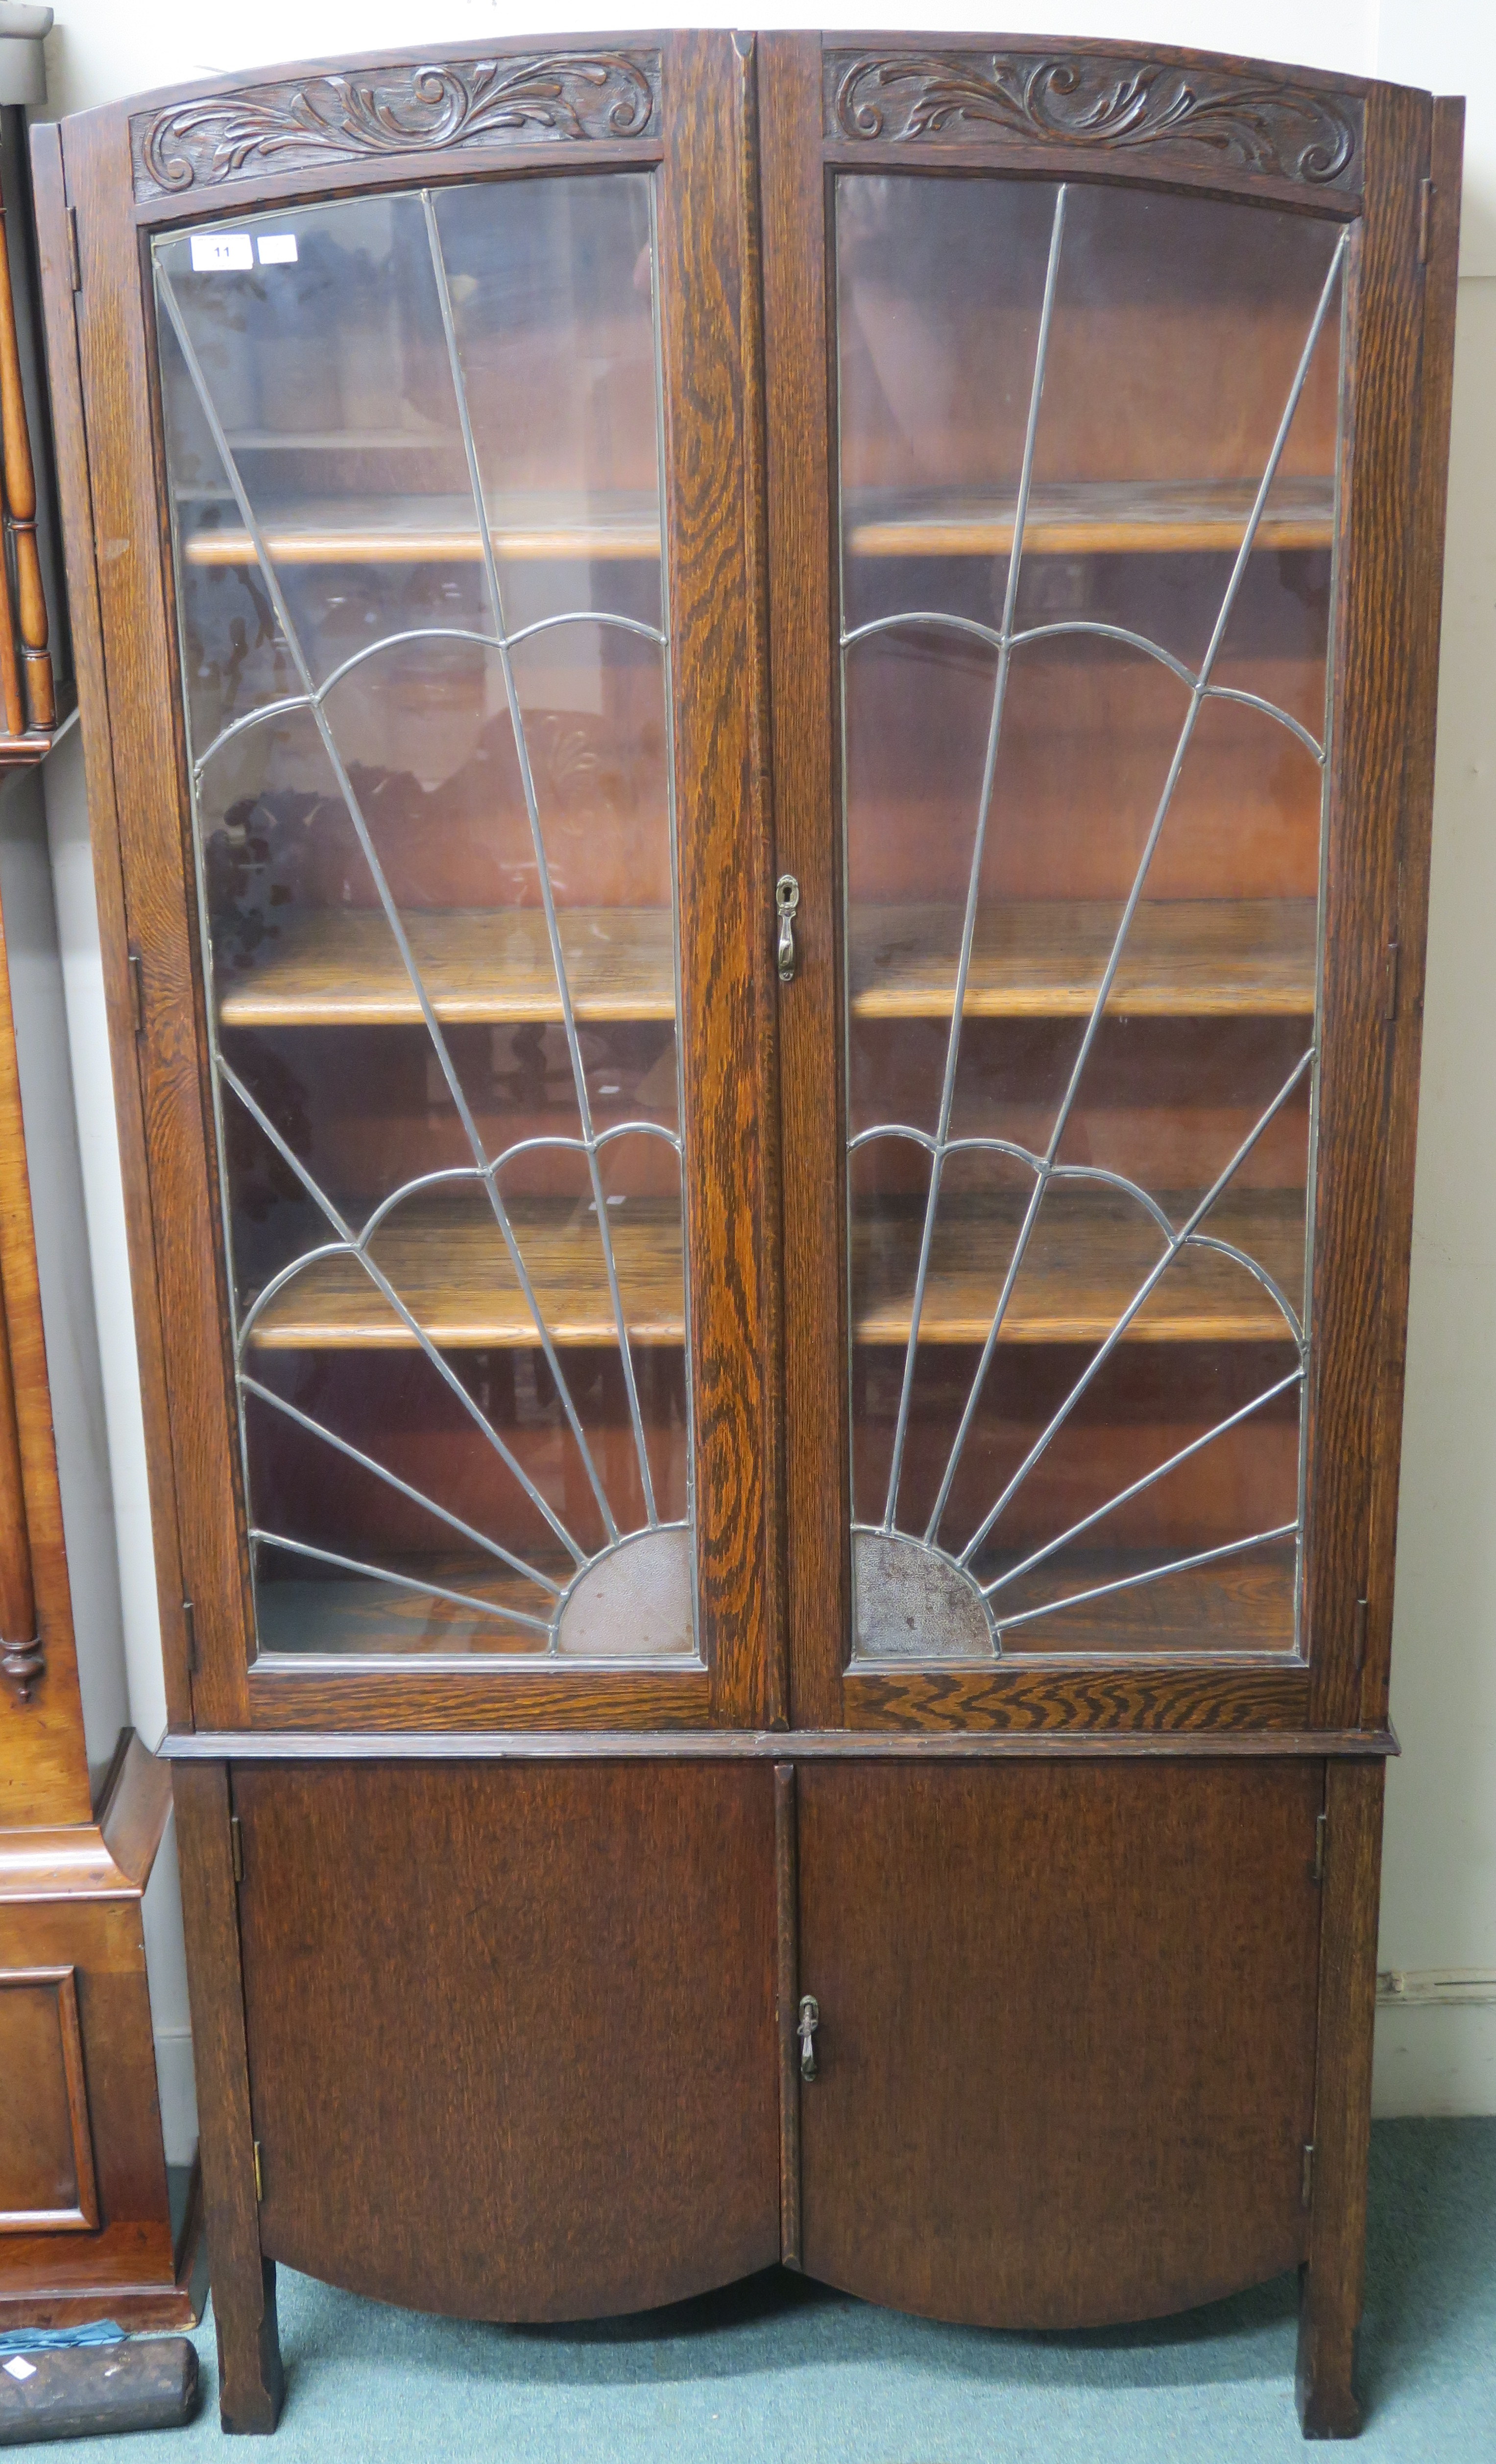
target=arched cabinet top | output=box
[49,31,1402,227]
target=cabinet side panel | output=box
[1358,100,1463,1732]
[235,1758,779,2317]
[1304,86,1431,1728]
[797,1757,1321,2327]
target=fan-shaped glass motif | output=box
[838,175,1344,1660]
[155,175,696,1661]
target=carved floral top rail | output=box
[130,51,663,199]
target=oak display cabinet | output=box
[33,28,1459,2436]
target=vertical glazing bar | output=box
[877,184,1069,1533]
[157,263,619,1554]
[931,233,1348,1542]
[422,191,660,1528]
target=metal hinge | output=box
[1313,1810,1327,1887]
[1302,2143,1316,2208]
[182,1599,197,1675]
[66,205,81,294]
[127,947,145,1038]
[230,1814,243,1885]
[252,2140,264,2202]
[1418,179,1433,265]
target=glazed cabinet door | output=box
[762,34,1437,1733]
[795,1758,1324,2326]
[44,35,777,1732]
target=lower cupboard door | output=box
[231,1760,779,2319]
[796,1758,1323,2328]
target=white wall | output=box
[25,0,1496,2130]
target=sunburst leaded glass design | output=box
[155,176,697,1662]
[838,176,1345,1660]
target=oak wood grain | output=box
[1303,85,1432,1729]
[172,1763,282,2432]
[846,1657,1310,1734]
[774,1761,801,2265]
[1356,99,1464,1737]
[760,30,850,1732]
[798,1758,1321,2325]
[234,1758,778,2317]
[660,30,778,1727]
[1297,1756,1383,2434]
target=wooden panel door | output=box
[795,1757,1323,2326]
[232,1758,779,2317]
[761,33,1449,1736]
[44,30,779,1737]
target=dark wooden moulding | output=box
[32,26,1460,2440]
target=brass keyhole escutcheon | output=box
[776,874,801,982]
[798,1991,820,2081]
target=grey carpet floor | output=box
[37,2118,1496,2457]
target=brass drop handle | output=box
[776,874,800,983]
[797,1991,820,2081]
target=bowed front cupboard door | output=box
[795,1757,1324,2328]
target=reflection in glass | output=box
[155,173,695,1662]
[839,174,1345,1661]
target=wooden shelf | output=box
[854,1187,1304,1348]
[254,1547,572,1655]
[182,491,660,568]
[245,1185,1303,1353]
[977,1542,1296,1650]
[845,476,1335,560]
[217,908,678,1029]
[217,899,1314,1029]
[248,1194,684,1351]
[850,900,1317,1020]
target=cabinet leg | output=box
[1295,1760,1384,2440]
[173,1765,285,2434]
[1297,2261,1360,2437]
[213,2254,284,2436]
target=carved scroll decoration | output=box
[132,52,660,199]
[827,51,1360,190]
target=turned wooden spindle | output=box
[0,184,53,731]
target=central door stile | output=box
[658,30,784,1728]
[758,32,851,1730]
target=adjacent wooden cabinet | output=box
[33,28,1460,2437]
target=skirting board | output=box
[1373,1989,1496,2118]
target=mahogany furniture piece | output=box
[0,44,195,2328]
[33,28,1460,2436]
[0,738,194,2332]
